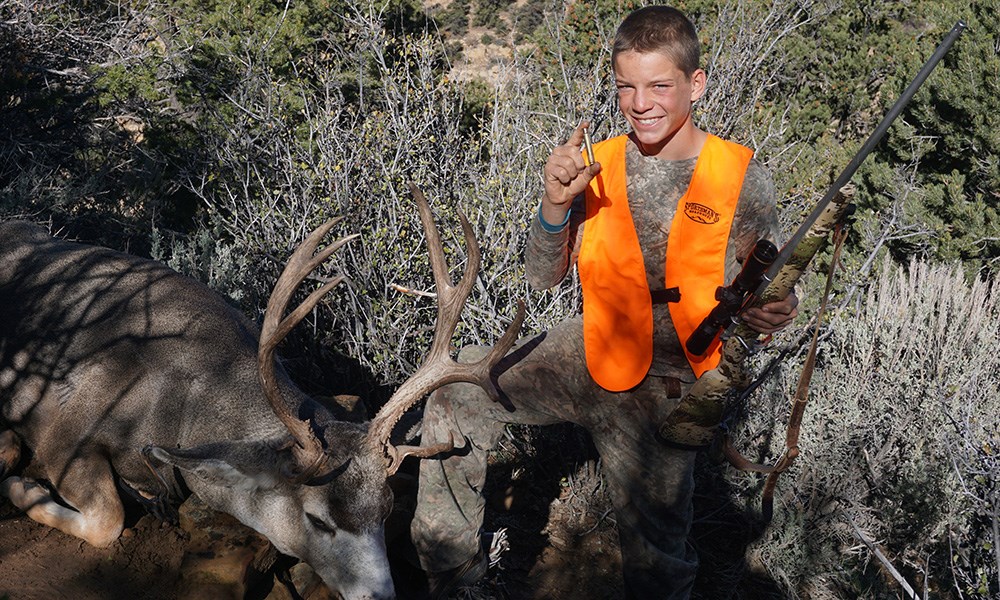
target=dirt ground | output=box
[0,506,187,600]
[0,424,782,600]
[0,471,621,600]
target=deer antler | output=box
[258,219,359,483]
[367,185,526,476]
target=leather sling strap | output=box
[722,221,849,523]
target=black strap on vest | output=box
[650,288,680,304]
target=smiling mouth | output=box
[634,117,662,126]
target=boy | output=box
[411,6,797,599]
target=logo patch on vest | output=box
[683,202,720,224]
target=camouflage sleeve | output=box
[731,158,780,263]
[525,194,587,290]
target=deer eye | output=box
[306,513,337,536]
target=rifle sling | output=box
[723,221,849,523]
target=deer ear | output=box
[144,443,284,492]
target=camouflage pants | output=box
[411,315,698,599]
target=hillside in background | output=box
[2,1,999,598]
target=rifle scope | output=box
[686,238,778,357]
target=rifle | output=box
[685,238,778,357]
[658,20,967,450]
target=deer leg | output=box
[0,452,125,548]
[0,430,21,478]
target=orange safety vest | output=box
[578,134,753,391]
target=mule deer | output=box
[0,186,524,599]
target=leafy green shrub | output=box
[150,225,252,306]
[435,0,470,37]
[0,0,173,245]
[511,0,545,43]
[472,0,514,30]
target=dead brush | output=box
[550,458,614,538]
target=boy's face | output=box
[614,50,706,157]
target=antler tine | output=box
[411,184,482,361]
[261,234,358,353]
[367,186,525,474]
[258,218,356,483]
[465,299,526,402]
[383,432,458,477]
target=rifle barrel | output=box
[757,20,967,294]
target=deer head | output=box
[239,185,525,595]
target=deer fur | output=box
[0,220,395,599]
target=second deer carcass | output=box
[0,186,523,599]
